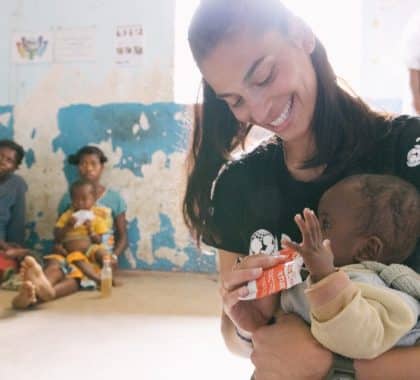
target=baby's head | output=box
[318,174,420,266]
[70,179,96,211]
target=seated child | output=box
[12,179,113,309]
[279,174,420,359]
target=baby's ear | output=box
[353,236,384,262]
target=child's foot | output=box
[21,256,55,301]
[12,281,37,309]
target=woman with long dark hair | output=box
[184,1,420,378]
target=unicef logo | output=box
[407,137,420,168]
[249,229,278,256]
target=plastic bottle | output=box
[101,256,112,297]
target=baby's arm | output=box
[283,208,335,282]
[306,272,417,359]
[84,220,102,244]
[283,208,417,359]
[54,215,77,243]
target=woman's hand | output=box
[220,253,287,333]
[251,313,333,380]
[283,208,335,282]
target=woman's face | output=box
[78,154,104,183]
[0,147,18,177]
[199,28,317,143]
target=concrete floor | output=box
[0,271,253,380]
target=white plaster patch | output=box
[132,123,140,135]
[140,113,149,130]
[0,112,11,126]
[155,247,188,267]
[124,248,138,269]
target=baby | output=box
[12,179,113,309]
[45,178,111,285]
[280,174,420,359]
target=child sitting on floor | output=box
[12,179,114,309]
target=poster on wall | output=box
[12,32,53,64]
[114,24,143,65]
[54,26,96,62]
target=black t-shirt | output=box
[205,116,420,259]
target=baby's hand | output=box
[54,243,68,256]
[83,220,92,230]
[282,208,335,282]
[67,217,77,228]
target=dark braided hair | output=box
[68,146,108,165]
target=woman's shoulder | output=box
[7,174,27,191]
[213,136,282,191]
[391,114,420,128]
[385,115,420,153]
[99,188,127,214]
[104,188,124,198]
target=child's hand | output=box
[67,217,77,228]
[54,243,67,256]
[282,208,335,282]
[83,219,92,230]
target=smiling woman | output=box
[182,1,420,379]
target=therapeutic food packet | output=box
[239,245,304,301]
[72,209,94,227]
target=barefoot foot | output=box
[21,256,55,301]
[12,281,37,309]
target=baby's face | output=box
[71,185,96,211]
[317,183,365,266]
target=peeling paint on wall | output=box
[0,103,216,273]
[0,0,216,273]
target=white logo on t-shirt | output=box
[249,229,278,255]
[407,137,420,168]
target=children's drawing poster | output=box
[12,32,52,64]
[114,24,143,65]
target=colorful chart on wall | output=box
[12,31,52,64]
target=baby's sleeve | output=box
[56,210,71,228]
[306,272,417,359]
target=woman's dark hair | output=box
[0,139,25,167]
[183,0,391,244]
[68,146,108,165]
